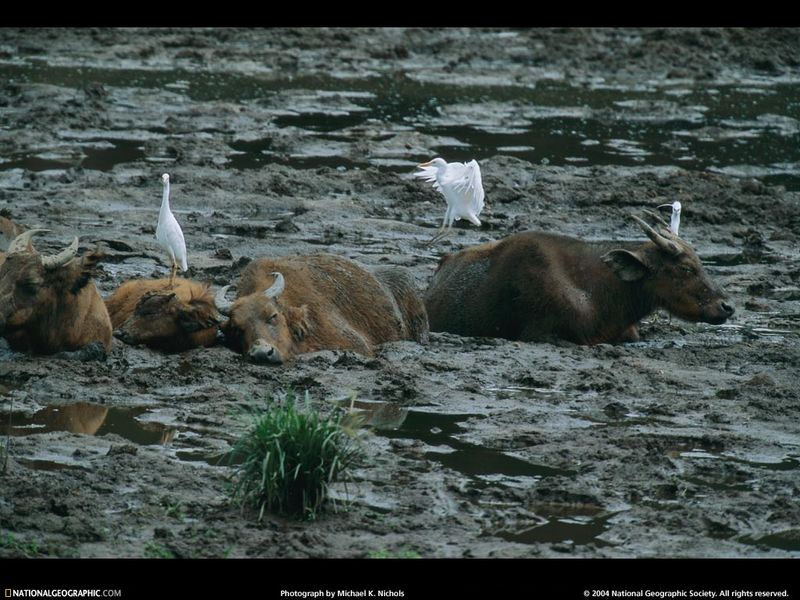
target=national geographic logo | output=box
[4,591,122,598]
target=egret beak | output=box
[417,161,433,168]
[657,203,672,210]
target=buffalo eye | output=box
[267,313,278,325]
[17,279,39,294]
[680,265,695,275]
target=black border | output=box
[2,558,800,599]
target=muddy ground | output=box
[1,28,799,565]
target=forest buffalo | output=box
[106,278,220,352]
[424,214,734,345]
[0,230,112,354]
[215,254,428,364]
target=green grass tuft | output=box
[144,541,175,559]
[1,532,43,557]
[228,389,363,521]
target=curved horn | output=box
[7,229,50,255]
[214,285,235,316]
[264,272,284,299]
[42,237,79,270]
[645,208,671,230]
[631,215,681,256]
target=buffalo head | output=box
[602,214,735,325]
[215,272,310,365]
[0,229,111,353]
[113,283,220,352]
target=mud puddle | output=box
[2,62,798,190]
[0,401,246,471]
[377,408,572,484]
[738,530,800,552]
[490,510,616,548]
[1,402,175,445]
[1,140,145,172]
[669,444,800,472]
[337,397,571,484]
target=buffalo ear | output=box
[137,291,176,315]
[602,249,650,282]
[70,250,104,294]
[287,304,311,341]
[178,300,221,333]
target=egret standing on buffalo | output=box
[414,157,485,245]
[156,173,187,288]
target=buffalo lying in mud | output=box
[106,278,220,352]
[215,254,429,364]
[425,214,734,345]
[0,230,112,354]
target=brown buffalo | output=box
[424,214,735,345]
[215,254,429,364]
[106,278,220,352]
[0,230,113,354]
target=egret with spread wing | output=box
[156,173,187,288]
[658,200,682,236]
[414,157,485,245]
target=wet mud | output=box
[1,28,799,558]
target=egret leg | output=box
[169,261,177,288]
[425,206,452,246]
[425,226,452,246]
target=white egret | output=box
[155,173,187,288]
[658,200,682,236]
[414,157,485,245]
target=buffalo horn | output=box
[214,285,235,316]
[264,272,285,299]
[7,229,50,255]
[631,214,681,256]
[41,237,79,270]
[643,208,671,231]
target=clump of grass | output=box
[144,541,175,559]
[228,389,363,521]
[0,532,43,558]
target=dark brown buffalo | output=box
[106,278,220,352]
[0,230,113,354]
[425,215,734,345]
[215,254,429,364]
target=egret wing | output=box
[448,160,485,214]
[413,165,443,192]
[157,214,188,271]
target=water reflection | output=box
[0,402,175,445]
[379,409,572,482]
